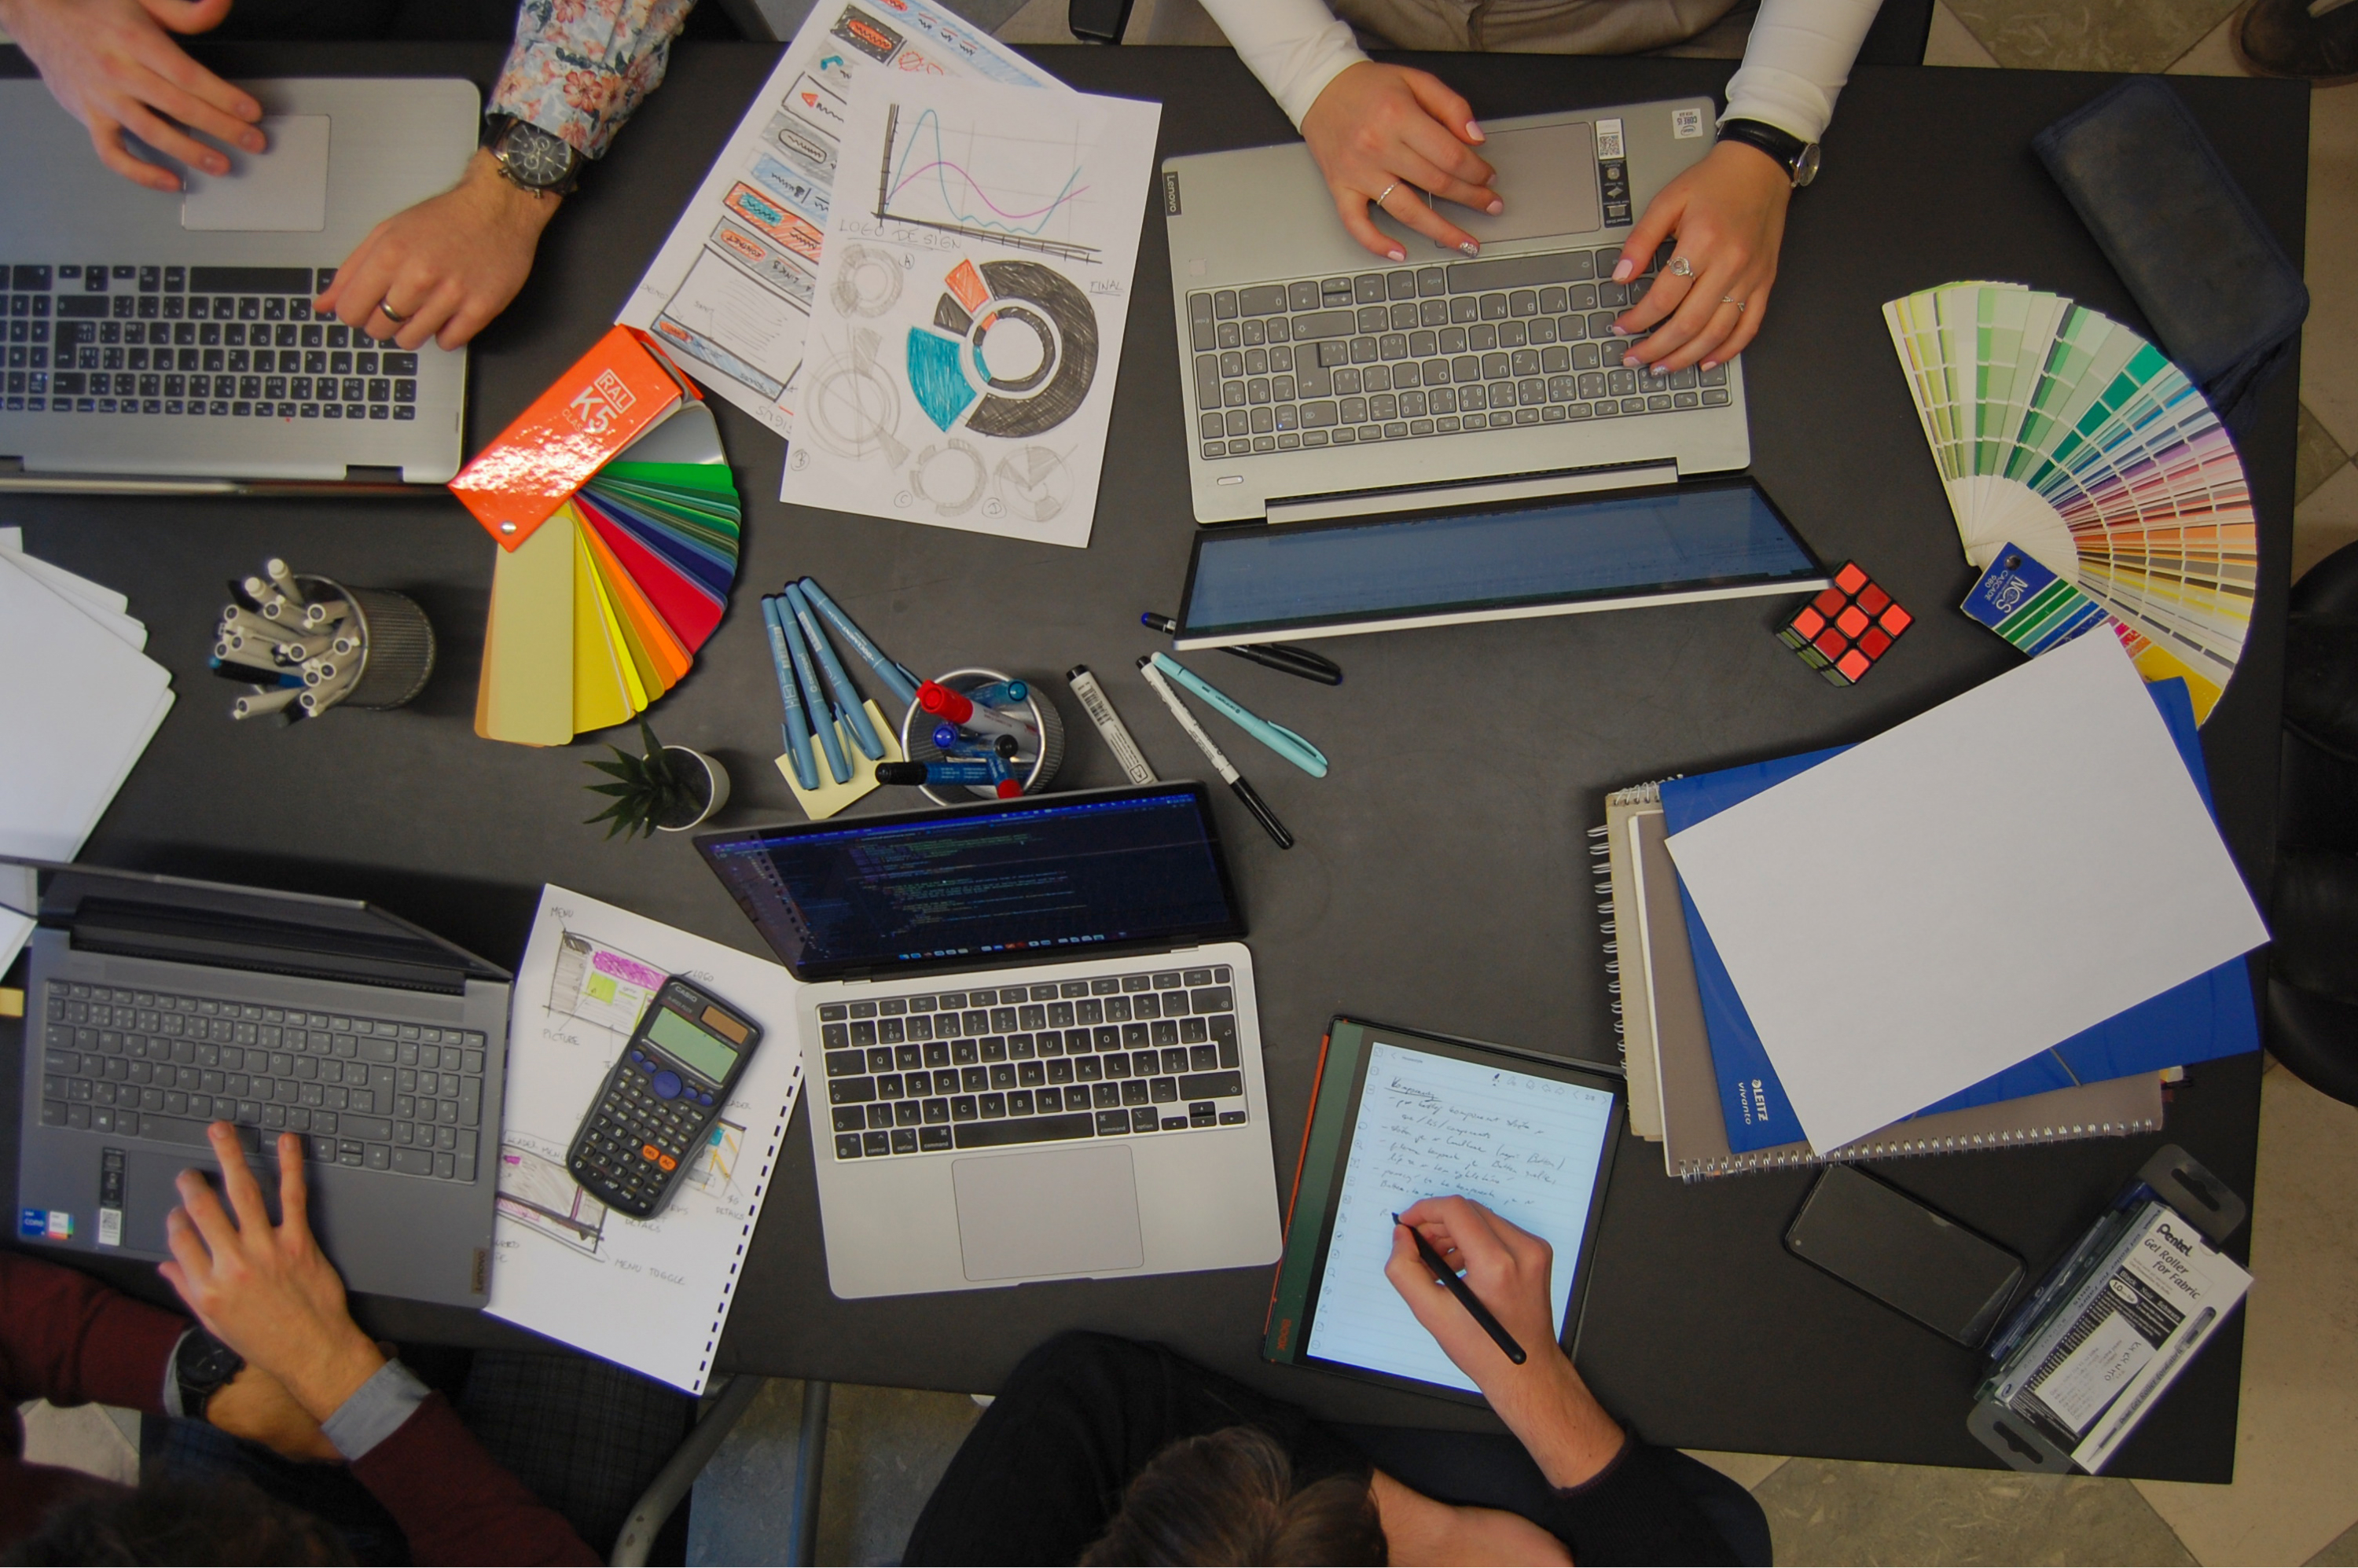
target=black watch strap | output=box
[174,1327,244,1423]
[487,115,583,196]
[1717,117,1820,186]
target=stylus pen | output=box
[1141,613,1344,685]
[1396,1214,1526,1365]
[780,588,852,784]
[762,597,820,790]
[1137,656,1293,850]
[799,576,922,711]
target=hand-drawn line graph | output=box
[874,103,1101,263]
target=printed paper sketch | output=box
[777,72,1159,547]
[496,1144,608,1256]
[620,1,1066,439]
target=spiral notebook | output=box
[1598,784,2165,1180]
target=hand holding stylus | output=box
[1387,1196,1626,1489]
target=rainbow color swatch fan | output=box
[476,402,742,745]
[1882,282,2254,722]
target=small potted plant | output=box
[583,720,731,838]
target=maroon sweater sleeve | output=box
[1,1251,189,1551]
[349,1391,598,1566]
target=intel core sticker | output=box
[18,1208,42,1239]
[1595,118,1625,160]
[1672,107,1705,138]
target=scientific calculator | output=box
[567,979,761,1218]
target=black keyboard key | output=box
[863,1130,891,1157]
[891,1128,918,1154]
[836,1133,864,1158]
[1096,1111,1130,1136]
[1179,1071,1243,1100]
[1210,1016,1239,1068]
[191,266,313,296]
[828,1076,878,1104]
[920,1126,953,1151]
[955,1112,1095,1149]
[13,266,49,291]
[1131,1107,1159,1133]
[392,1146,434,1176]
[832,1107,865,1133]
[1190,986,1233,1013]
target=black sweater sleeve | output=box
[1533,1438,1742,1566]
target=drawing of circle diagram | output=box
[830,242,905,318]
[924,260,1098,439]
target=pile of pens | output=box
[762,577,920,791]
[881,678,1046,799]
[215,560,362,723]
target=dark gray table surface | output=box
[0,41,2305,1482]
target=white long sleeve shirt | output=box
[1191,0,1886,144]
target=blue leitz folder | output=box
[1661,678,2260,1153]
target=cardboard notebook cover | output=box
[450,325,698,549]
[1622,802,2167,1178]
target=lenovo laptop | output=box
[0,77,477,490]
[11,859,512,1307]
[698,784,1284,1300]
[1163,97,1749,523]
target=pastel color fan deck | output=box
[1779,562,1910,686]
[474,399,741,746]
[1882,282,2254,722]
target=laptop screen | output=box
[1177,476,1824,641]
[696,785,1243,981]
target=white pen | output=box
[1137,656,1292,850]
[233,685,303,720]
[265,558,306,607]
[1067,664,1158,784]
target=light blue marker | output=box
[799,577,921,711]
[1148,653,1328,778]
[780,586,851,784]
[963,679,1029,709]
[761,597,819,790]
[784,582,884,761]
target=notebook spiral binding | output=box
[1670,1116,2162,1182]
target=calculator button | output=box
[659,1154,677,1171]
[641,1143,660,1161]
[652,1070,681,1099]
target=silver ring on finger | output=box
[1721,294,1746,310]
[1668,255,1695,278]
[1375,182,1398,209]
[379,301,410,326]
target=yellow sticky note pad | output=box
[778,700,903,820]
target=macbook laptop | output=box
[697,784,1284,1299]
[10,858,512,1307]
[0,77,477,490]
[1163,97,1748,523]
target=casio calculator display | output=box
[567,979,762,1218]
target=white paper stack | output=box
[0,528,174,972]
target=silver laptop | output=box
[697,784,1284,1300]
[0,77,477,489]
[11,859,512,1308]
[1163,97,1749,523]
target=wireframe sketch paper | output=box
[488,887,804,1394]
[1303,1043,1615,1394]
[617,0,1063,439]
[776,74,1161,547]
[1664,631,2268,1154]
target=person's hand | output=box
[1300,61,1499,263]
[159,1124,386,1425]
[1387,1197,1625,1489]
[206,1362,342,1463]
[314,149,560,351]
[1609,138,1792,376]
[0,0,264,192]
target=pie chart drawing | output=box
[917,259,1098,441]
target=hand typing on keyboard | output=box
[0,0,265,191]
[160,1122,391,1434]
[1603,141,1790,377]
[1300,62,1500,263]
[314,151,559,351]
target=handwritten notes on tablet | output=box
[1303,1042,1616,1394]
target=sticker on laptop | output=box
[1594,118,1625,160]
[20,1209,73,1240]
[1672,107,1706,139]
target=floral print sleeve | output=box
[491,0,699,160]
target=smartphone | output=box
[566,978,762,1219]
[1784,1165,2025,1346]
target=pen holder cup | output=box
[899,667,1065,806]
[306,575,436,712]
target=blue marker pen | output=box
[1148,653,1328,778]
[964,679,1029,709]
[784,582,884,760]
[799,578,921,711]
[780,589,851,784]
[939,733,1019,760]
[762,597,819,790]
[877,762,1022,798]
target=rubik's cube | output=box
[1780,562,1912,685]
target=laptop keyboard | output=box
[821,965,1248,1159]
[1,264,421,420]
[1188,243,1732,460]
[37,981,483,1181]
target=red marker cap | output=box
[995,780,1023,799]
[916,681,975,724]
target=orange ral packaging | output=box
[450,325,700,550]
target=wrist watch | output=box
[174,1328,245,1423]
[486,115,583,197]
[1717,118,1821,188]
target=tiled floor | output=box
[682,6,2358,1565]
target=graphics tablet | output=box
[1263,1017,1624,1403]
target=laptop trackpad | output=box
[953,1144,1144,1282]
[182,115,329,232]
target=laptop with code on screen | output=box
[1163,98,1748,524]
[697,784,1283,1300]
